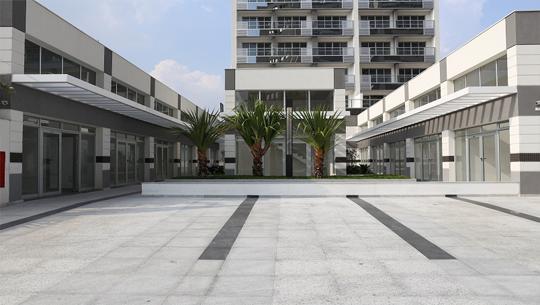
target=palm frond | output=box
[172,109,227,151]
[293,107,343,153]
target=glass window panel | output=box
[310,91,334,111]
[81,67,96,85]
[292,143,307,176]
[260,91,284,110]
[137,93,146,105]
[43,132,60,193]
[286,91,308,111]
[235,91,259,108]
[455,135,467,181]
[466,70,480,87]
[80,133,95,189]
[127,88,137,101]
[116,83,127,98]
[24,40,41,74]
[480,61,497,86]
[454,76,466,91]
[41,48,62,74]
[22,126,39,195]
[497,57,508,86]
[110,138,117,185]
[63,58,80,78]
[236,140,253,175]
[264,141,284,176]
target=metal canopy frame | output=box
[12,74,187,129]
[347,86,518,143]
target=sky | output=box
[36,0,540,110]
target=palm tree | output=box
[294,108,343,179]
[173,109,227,177]
[225,100,285,176]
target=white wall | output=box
[446,21,507,80]
[154,80,178,108]
[507,45,540,86]
[407,63,441,100]
[26,0,104,70]
[384,85,407,111]
[235,68,335,90]
[111,53,151,95]
[0,27,25,74]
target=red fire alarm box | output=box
[0,151,5,188]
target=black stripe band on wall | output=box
[173,159,181,163]
[442,156,455,162]
[383,158,390,163]
[199,196,259,260]
[144,158,155,164]
[150,78,156,97]
[10,152,22,163]
[406,157,415,163]
[335,157,347,163]
[511,153,540,162]
[224,158,236,164]
[104,48,113,75]
[96,156,111,163]
[347,196,455,260]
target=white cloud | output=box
[440,0,487,56]
[150,60,223,110]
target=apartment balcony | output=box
[346,99,373,109]
[238,0,353,10]
[345,74,355,90]
[237,47,354,65]
[360,75,402,91]
[360,47,436,63]
[358,0,434,9]
[359,20,435,36]
[237,20,354,37]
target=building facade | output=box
[0,0,213,206]
[225,0,438,176]
[348,11,540,195]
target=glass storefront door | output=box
[80,133,95,190]
[457,122,511,182]
[415,135,442,181]
[110,132,144,186]
[22,125,39,196]
[42,131,61,194]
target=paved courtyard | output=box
[0,194,539,305]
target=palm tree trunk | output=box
[313,148,325,179]
[197,149,209,177]
[251,143,264,176]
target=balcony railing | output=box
[237,20,354,37]
[358,0,434,9]
[238,0,353,10]
[237,47,354,64]
[360,75,402,91]
[359,20,435,36]
[345,74,355,90]
[360,47,436,63]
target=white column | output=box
[224,134,236,175]
[441,130,456,182]
[145,137,155,181]
[95,127,111,189]
[335,133,347,176]
[383,143,390,174]
[0,109,23,205]
[405,138,415,179]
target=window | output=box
[41,48,62,74]
[396,16,425,28]
[242,16,271,29]
[361,42,390,55]
[63,58,81,78]
[24,40,40,74]
[23,40,97,85]
[277,16,306,28]
[413,87,441,108]
[362,69,392,83]
[81,67,96,85]
[389,105,405,118]
[111,80,145,104]
[261,91,284,110]
[360,15,390,28]
[235,91,259,108]
[286,91,308,111]
[372,116,383,126]
[310,91,333,111]
[453,56,508,91]
[363,95,384,108]
[242,43,271,56]
[398,68,424,82]
[398,42,426,55]
[155,100,174,117]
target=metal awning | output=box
[11,74,187,129]
[348,86,518,143]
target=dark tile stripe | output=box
[0,191,140,231]
[199,196,258,260]
[448,196,540,223]
[347,196,455,260]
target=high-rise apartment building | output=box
[225,0,438,176]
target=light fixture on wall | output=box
[536,100,540,112]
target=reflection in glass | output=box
[292,143,307,176]
[41,49,62,74]
[118,143,126,184]
[43,133,60,193]
[310,91,333,111]
[81,133,95,189]
[22,126,39,195]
